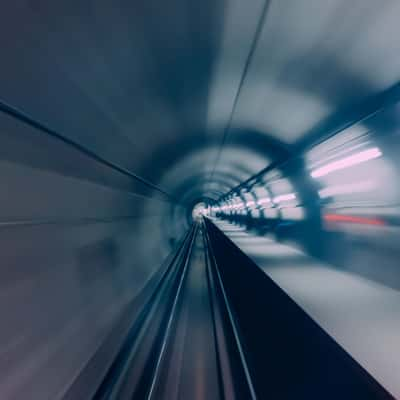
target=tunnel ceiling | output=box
[1,0,400,205]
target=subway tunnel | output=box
[1,0,400,399]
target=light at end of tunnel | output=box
[311,147,382,178]
[192,202,209,220]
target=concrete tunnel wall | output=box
[1,0,400,398]
[0,111,185,398]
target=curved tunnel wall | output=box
[1,0,400,398]
[0,108,188,398]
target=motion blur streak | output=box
[318,180,377,198]
[0,1,399,399]
[323,214,386,226]
[310,147,382,178]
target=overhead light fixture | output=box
[257,197,271,206]
[273,193,296,203]
[311,147,382,178]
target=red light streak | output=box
[323,214,385,226]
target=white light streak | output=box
[273,193,296,203]
[311,147,382,178]
[257,197,271,206]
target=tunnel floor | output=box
[61,219,395,400]
[146,225,221,399]
[63,223,252,399]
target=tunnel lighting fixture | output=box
[257,197,271,206]
[235,202,245,210]
[311,147,382,178]
[273,193,296,203]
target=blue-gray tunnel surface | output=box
[1,1,400,399]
